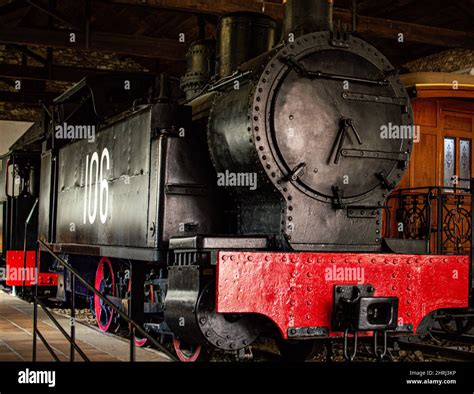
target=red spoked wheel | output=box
[172,338,202,362]
[94,257,119,333]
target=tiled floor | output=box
[0,290,170,362]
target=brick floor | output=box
[0,290,170,362]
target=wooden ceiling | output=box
[337,0,474,68]
[0,0,473,115]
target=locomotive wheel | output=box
[438,315,474,335]
[196,282,261,351]
[134,336,148,347]
[172,338,203,362]
[133,284,154,347]
[94,257,119,333]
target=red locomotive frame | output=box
[216,252,470,338]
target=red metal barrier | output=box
[216,252,469,338]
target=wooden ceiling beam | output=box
[0,26,187,60]
[0,63,152,83]
[97,0,280,18]
[25,0,82,31]
[101,0,474,49]
[349,12,474,49]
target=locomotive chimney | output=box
[180,39,216,101]
[216,12,277,79]
[282,0,333,40]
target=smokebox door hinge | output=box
[330,31,351,48]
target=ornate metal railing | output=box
[385,182,473,255]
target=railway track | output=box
[429,329,474,344]
[395,338,474,362]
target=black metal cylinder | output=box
[180,39,215,100]
[282,0,333,40]
[217,12,277,79]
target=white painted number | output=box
[88,152,99,224]
[100,149,110,224]
[84,148,110,224]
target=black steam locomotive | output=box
[0,0,470,361]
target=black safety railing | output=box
[33,239,177,362]
[385,181,473,255]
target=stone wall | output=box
[0,103,42,122]
[404,49,474,73]
[0,44,149,70]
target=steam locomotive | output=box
[0,0,470,361]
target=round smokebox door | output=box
[270,49,409,200]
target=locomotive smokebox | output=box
[282,0,333,40]
[180,39,215,101]
[217,12,277,79]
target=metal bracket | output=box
[287,326,329,339]
[347,207,379,219]
[287,162,307,181]
[165,184,207,196]
[278,55,389,86]
[389,324,414,334]
[342,91,408,106]
[341,149,409,162]
[376,171,397,190]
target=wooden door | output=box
[439,111,473,253]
